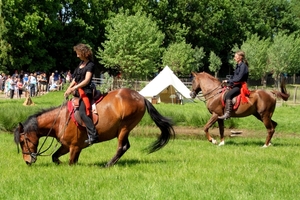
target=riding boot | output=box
[84,128,99,145]
[218,99,232,120]
[83,115,99,145]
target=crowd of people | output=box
[0,70,72,99]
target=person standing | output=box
[28,73,37,97]
[39,72,48,94]
[218,50,249,120]
[9,76,16,99]
[17,77,23,98]
[64,43,98,145]
[0,73,3,92]
[5,75,11,98]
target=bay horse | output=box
[190,72,289,147]
[14,88,175,167]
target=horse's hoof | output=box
[210,138,218,145]
[52,158,62,165]
[262,143,272,148]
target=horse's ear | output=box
[191,72,197,77]
[18,123,24,133]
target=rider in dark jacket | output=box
[218,50,249,120]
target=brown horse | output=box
[14,88,175,167]
[190,72,289,147]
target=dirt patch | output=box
[133,126,298,140]
[173,126,299,139]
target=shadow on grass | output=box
[22,156,172,168]
[225,140,264,146]
[90,158,169,168]
[225,139,300,147]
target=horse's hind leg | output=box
[106,137,130,167]
[253,112,275,147]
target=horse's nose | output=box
[25,161,32,166]
[190,92,195,98]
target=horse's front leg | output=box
[204,113,219,145]
[52,145,69,164]
[69,146,82,165]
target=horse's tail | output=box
[144,98,175,153]
[272,79,290,101]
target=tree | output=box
[193,46,206,72]
[208,51,222,78]
[2,0,63,72]
[240,34,271,86]
[97,11,164,80]
[0,0,11,72]
[162,41,198,76]
[267,32,299,87]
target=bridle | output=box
[19,99,70,162]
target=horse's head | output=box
[190,72,202,98]
[14,121,39,165]
[190,72,221,99]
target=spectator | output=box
[9,76,16,99]
[5,75,11,98]
[66,70,72,83]
[16,77,23,98]
[39,72,48,94]
[28,73,37,97]
[0,73,3,92]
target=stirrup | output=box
[85,136,99,145]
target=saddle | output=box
[67,90,106,128]
[220,88,250,110]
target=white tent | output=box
[139,66,192,104]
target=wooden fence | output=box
[92,76,300,105]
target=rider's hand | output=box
[221,80,227,87]
[64,90,70,98]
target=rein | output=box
[196,84,223,102]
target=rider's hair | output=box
[73,43,94,61]
[236,50,249,67]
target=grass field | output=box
[1,132,300,200]
[1,89,300,199]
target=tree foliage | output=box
[162,41,198,76]
[240,34,271,82]
[97,11,164,80]
[267,33,300,81]
[0,0,11,72]
[208,51,222,78]
[0,0,299,81]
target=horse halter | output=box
[19,99,68,163]
[20,133,39,163]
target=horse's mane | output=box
[14,104,66,144]
[200,72,220,83]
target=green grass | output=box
[1,132,300,199]
[1,89,300,199]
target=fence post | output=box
[293,86,298,104]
